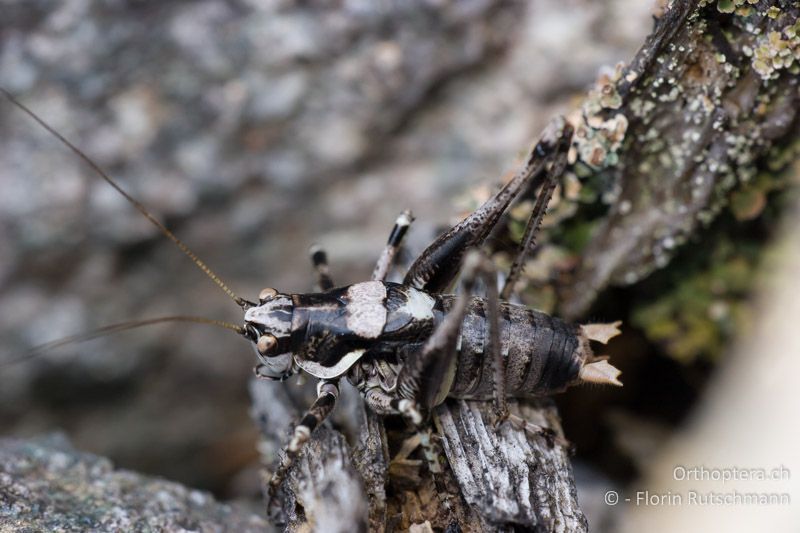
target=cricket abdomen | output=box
[440,295,588,401]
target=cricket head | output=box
[243,287,295,380]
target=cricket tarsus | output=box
[0,87,250,310]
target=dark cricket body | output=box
[262,282,590,408]
[2,90,622,522]
[195,118,625,507]
[442,295,585,400]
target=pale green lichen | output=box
[574,113,628,169]
[572,66,629,171]
[716,0,758,14]
[751,23,800,80]
[717,0,735,14]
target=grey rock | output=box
[0,434,268,532]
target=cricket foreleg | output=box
[372,209,414,281]
[267,379,340,505]
[309,244,334,291]
[362,385,424,426]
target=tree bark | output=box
[561,0,800,319]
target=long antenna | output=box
[1,316,246,368]
[1,87,251,310]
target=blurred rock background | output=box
[8,0,794,529]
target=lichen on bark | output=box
[557,0,800,321]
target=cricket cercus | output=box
[2,88,622,513]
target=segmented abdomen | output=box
[440,296,585,400]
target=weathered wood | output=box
[435,400,587,532]
[282,427,368,533]
[249,379,367,531]
[353,408,390,533]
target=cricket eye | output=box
[259,287,278,302]
[257,334,278,355]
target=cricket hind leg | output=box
[266,379,340,510]
[399,252,564,447]
[372,209,414,281]
[403,120,573,294]
[388,253,511,522]
[500,129,571,301]
[395,250,507,422]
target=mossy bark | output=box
[559,0,800,320]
